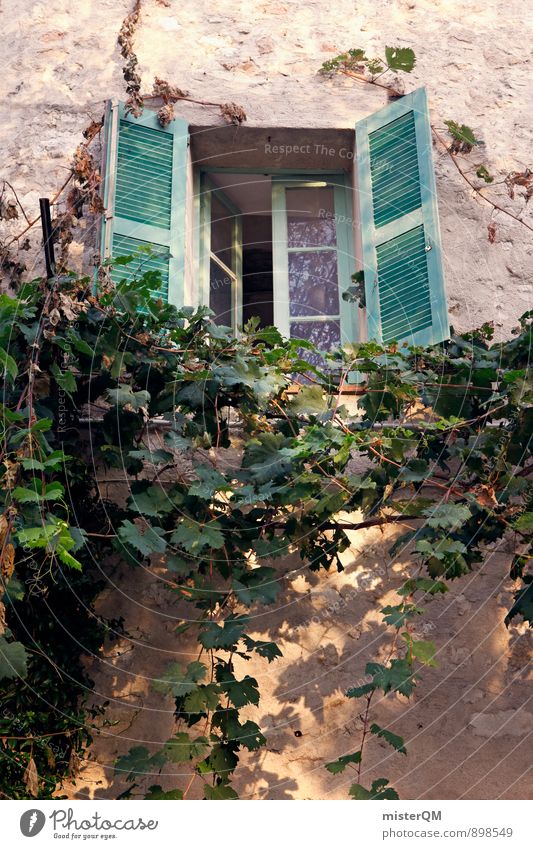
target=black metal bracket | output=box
[39,198,56,279]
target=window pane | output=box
[209,259,233,326]
[286,186,336,248]
[290,320,341,371]
[210,194,234,270]
[288,250,339,317]
[290,320,341,349]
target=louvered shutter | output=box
[100,101,188,307]
[356,88,449,346]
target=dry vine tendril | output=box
[1,258,532,799]
[118,0,247,127]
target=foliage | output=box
[320,46,415,79]
[443,120,480,153]
[320,46,533,241]
[320,45,415,97]
[1,260,532,801]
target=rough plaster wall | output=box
[65,517,532,801]
[1,0,532,801]
[0,0,532,334]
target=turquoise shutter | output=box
[356,88,449,346]
[100,101,188,307]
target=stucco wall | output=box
[2,1,531,800]
[1,0,532,336]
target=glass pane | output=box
[286,186,336,248]
[290,320,341,349]
[210,194,234,270]
[288,250,339,317]
[209,259,233,326]
[290,320,341,371]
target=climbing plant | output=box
[320,44,533,239]
[0,260,531,799]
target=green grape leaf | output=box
[199,615,249,650]
[203,781,238,800]
[57,547,82,570]
[118,520,167,556]
[0,638,28,681]
[107,385,150,411]
[183,684,221,714]
[171,518,224,553]
[349,778,400,800]
[366,58,384,75]
[242,433,295,484]
[198,742,239,777]
[152,660,207,698]
[161,733,210,763]
[114,746,165,781]
[128,448,174,464]
[0,346,18,380]
[370,723,407,754]
[381,603,420,628]
[51,362,77,394]
[128,486,176,518]
[289,385,329,415]
[325,750,362,774]
[216,668,260,708]
[423,503,471,529]
[366,659,419,697]
[398,459,430,482]
[235,720,266,751]
[213,709,265,751]
[444,120,480,148]
[505,580,533,627]
[232,567,280,606]
[188,465,229,499]
[398,578,449,596]
[346,682,375,698]
[145,785,183,800]
[243,637,283,663]
[410,638,437,667]
[384,46,416,72]
[13,481,64,503]
[476,165,494,183]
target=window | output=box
[199,173,357,356]
[100,88,449,349]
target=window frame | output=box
[199,173,243,333]
[197,168,357,340]
[271,173,358,346]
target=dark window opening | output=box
[242,214,273,328]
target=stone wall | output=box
[2,1,531,800]
[1,0,531,330]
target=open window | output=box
[199,173,356,355]
[100,89,449,348]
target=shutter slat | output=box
[356,88,449,346]
[111,234,170,302]
[116,120,173,229]
[376,225,432,342]
[100,102,188,308]
[369,110,421,229]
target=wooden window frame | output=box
[199,174,243,334]
[197,169,357,341]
